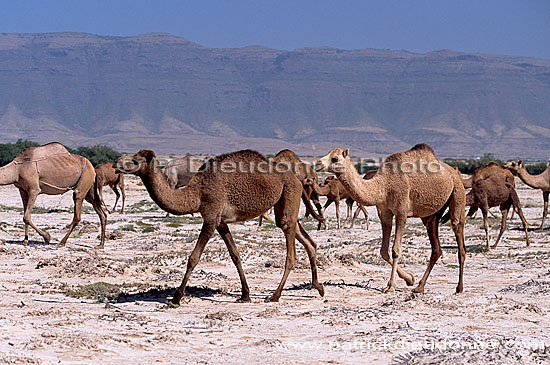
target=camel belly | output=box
[407,174,454,218]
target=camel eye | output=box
[331,157,338,163]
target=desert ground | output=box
[0,175,549,364]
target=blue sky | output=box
[2,0,549,58]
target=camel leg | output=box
[267,200,298,302]
[383,213,407,293]
[216,223,250,302]
[360,205,369,230]
[85,187,107,249]
[488,209,499,219]
[172,222,216,305]
[334,198,341,229]
[448,193,466,294]
[378,209,414,290]
[59,190,86,245]
[413,215,443,293]
[295,222,324,297]
[110,184,120,213]
[481,207,490,249]
[510,191,530,246]
[541,192,549,230]
[97,185,111,214]
[319,199,333,230]
[21,189,51,244]
[492,205,509,249]
[118,177,126,214]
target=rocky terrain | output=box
[1,32,550,159]
[0,174,549,363]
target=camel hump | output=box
[486,161,500,167]
[273,149,298,161]
[14,142,70,163]
[201,149,267,173]
[410,143,435,153]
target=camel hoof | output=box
[94,244,105,250]
[405,273,415,286]
[265,295,279,303]
[412,286,424,293]
[381,286,395,294]
[44,232,51,243]
[236,297,251,303]
[165,300,180,308]
[455,285,463,294]
[317,284,325,297]
[490,244,498,249]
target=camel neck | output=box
[461,175,473,189]
[517,166,550,189]
[312,181,331,196]
[337,161,386,206]
[0,162,18,186]
[140,169,201,215]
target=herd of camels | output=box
[0,142,549,305]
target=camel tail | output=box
[301,189,325,223]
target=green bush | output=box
[0,139,40,166]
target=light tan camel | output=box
[271,149,324,226]
[465,175,529,249]
[115,149,324,305]
[95,162,126,214]
[0,142,106,247]
[316,144,466,294]
[162,154,205,189]
[462,162,516,220]
[505,160,550,229]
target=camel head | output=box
[504,160,522,175]
[115,150,159,176]
[315,148,350,175]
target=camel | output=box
[95,162,126,214]
[271,149,324,225]
[162,154,205,189]
[316,144,466,294]
[115,149,325,305]
[304,175,369,229]
[464,175,529,249]
[505,160,550,229]
[461,162,516,220]
[0,142,106,248]
[461,162,515,189]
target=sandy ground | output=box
[0,175,549,364]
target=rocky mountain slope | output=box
[1,32,549,159]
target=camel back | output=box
[14,142,70,164]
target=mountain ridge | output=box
[0,32,549,159]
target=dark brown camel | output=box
[465,175,529,249]
[115,149,324,305]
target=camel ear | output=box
[343,149,349,158]
[518,160,522,166]
[141,150,156,164]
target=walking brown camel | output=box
[505,160,550,229]
[0,142,106,247]
[95,162,126,214]
[271,149,324,226]
[462,162,516,220]
[304,176,368,229]
[316,144,466,294]
[464,175,529,249]
[461,162,515,189]
[115,149,325,305]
